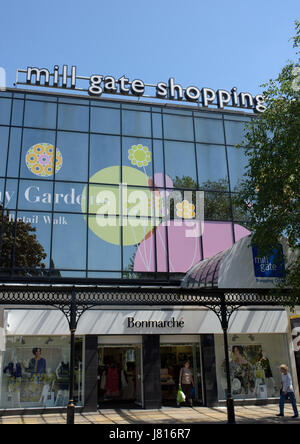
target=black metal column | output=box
[67,290,77,425]
[142,335,161,409]
[220,297,235,424]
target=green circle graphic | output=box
[82,166,157,246]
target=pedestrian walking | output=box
[276,364,298,418]
[178,361,194,407]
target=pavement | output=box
[0,404,299,424]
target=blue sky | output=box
[0,0,299,96]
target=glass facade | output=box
[0,90,251,280]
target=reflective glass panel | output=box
[152,140,164,185]
[90,134,120,181]
[51,213,86,270]
[0,126,9,176]
[204,191,232,220]
[122,110,151,137]
[15,211,52,269]
[3,179,18,209]
[58,103,89,132]
[122,137,153,185]
[18,180,53,212]
[54,182,85,213]
[90,106,120,134]
[0,98,12,125]
[56,131,88,182]
[164,141,197,188]
[24,100,57,129]
[196,144,229,190]
[227,146,248,191]
[11,99,24,126]
[7,128,23,177]
[88,216,121,270]
[152,113,162,139]
[224,120,248,146]
[21,129,56,180]
[163,114,194,141]
[123,221,156,275]
[194,118,225,144]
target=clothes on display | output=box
[28,357,47,377]
[97,348,138,404]
[3,362,22,378]
[56,362,70,390]
[106,364,120,397]
[220,344,279,399]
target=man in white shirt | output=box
[276,364,299,418]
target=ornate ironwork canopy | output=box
[0,283,296,327]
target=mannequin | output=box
[40,368,55,407]
[28,347,46,379]
[55,351,70,406]
[3,350,22,408]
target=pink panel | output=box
[134,221,251,273]
[234,223,251,241]
[202,221,234,259]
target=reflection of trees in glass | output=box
[44,259,61,277]
[231,184,251,222]
[172,176,232,221]
[0,209,46,275]
[122,244,155,280]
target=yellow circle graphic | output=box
[26,143,63,177]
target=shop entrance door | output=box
[160,344,203,406]
[97,345,143,408]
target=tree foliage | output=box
[237,21,300,305]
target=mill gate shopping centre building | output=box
[0,65,299,418]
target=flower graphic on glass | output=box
[128,144,151,168]
[176,200,195,219]
[25,143,63,177]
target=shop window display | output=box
[215,334,290,401]
[97,346,142,406]
[0,336,83,409]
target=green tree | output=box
[0,210,46,275]
[237,21,300,306]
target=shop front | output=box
[0,305,294,412]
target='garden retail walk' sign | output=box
[15,64,266,113]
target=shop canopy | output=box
[182,235,292,289]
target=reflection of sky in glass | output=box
[88,221,121,270]
[195,117,224,144]
[196,144,228,190]
[164,141,197,186]
[0,126,9,176]
[51,213,86,270]
[56,131,88,182]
